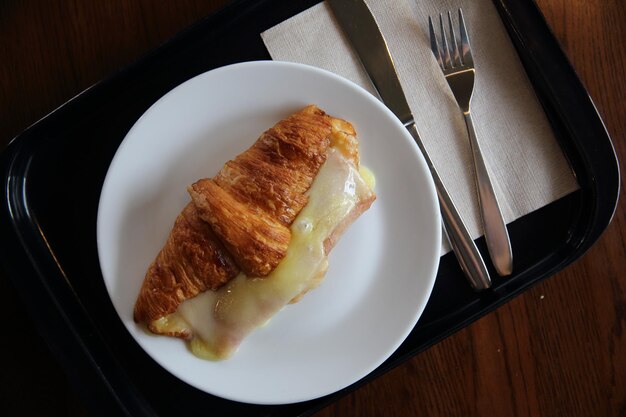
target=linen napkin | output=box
[261,0,579,254]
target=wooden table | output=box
[0,1,623,416]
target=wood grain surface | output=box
[0,1,624,416]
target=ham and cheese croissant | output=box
[134,105,375,359]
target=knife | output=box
[327,0,491,290]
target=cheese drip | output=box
[152,149,374,360]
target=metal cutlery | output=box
[428,10,513,276]
[327,0,491,290]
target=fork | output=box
[428,9,513,276]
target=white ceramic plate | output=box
[97,61,440,405]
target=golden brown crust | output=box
[133,203,239,324]
[214,159,308,226]
[189,105,335,276]
[188,179,291,277]
[252,106,333,183]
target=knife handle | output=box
[406,123,491,290]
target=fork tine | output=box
[459,9,474,66]
[447,11,461,67]
[428,16,444,70]
[439,14,452,69]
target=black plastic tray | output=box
[0,0,619,416]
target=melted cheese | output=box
[359,166,376,190]
[156,149,374,360]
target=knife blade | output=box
[327,0,491,290]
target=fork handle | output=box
[464,113,513,276]
[407,123,491,290]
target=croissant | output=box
[134,105,375,359]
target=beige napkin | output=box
[261,0,578,254]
